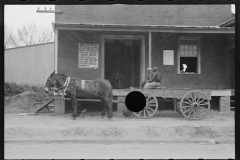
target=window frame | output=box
[177,36,201,74]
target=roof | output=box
[5,42,54,50]
[54,22,235,34]
[219,17,235,27]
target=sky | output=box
[5,5,55,34]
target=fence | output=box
[4,42,54,86]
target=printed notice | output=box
[78,43,99,68]
[163,50,174,65]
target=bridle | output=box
[46,74,71,97]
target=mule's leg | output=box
[100,98,108,119]
[70,96,78,120]
[102,98,113,120]
[105,98,113,119]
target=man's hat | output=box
[152,67,158,72]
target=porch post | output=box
[54,28,58,73]
[148,31,152,69]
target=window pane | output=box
[193,45,197,50]
[185,45,188,50]
[180,45,184,50]
[180,50,185,56]
[189,45,193,50]
[189,50,193,56]
[184,50,188,56]
[193,51,197,57]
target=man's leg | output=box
[144,83,152,89]
[144,82,159,89]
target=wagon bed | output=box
[113,87,212,120]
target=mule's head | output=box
[44,71,57,93]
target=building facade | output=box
[53,5,235,91]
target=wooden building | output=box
[51,5,235,112]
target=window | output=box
[178,37,200,74]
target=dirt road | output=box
[5,140,234,159]
[4,110,235,159]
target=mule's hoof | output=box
[101,115,105,119]
[71,115,77,120]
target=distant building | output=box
[4,42,55,86]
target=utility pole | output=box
[36,7,63,14]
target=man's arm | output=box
[149,72,161,83]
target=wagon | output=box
[114,88,211,120]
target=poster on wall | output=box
[78,43,99,68]
[163,50,174,65]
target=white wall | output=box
[4,43,54,86]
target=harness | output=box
[52,77,71,98]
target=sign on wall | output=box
[78,43,99,68]
[163,50,174,65]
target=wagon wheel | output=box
[180,90,210,120]
[133,91,158,119]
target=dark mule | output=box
[44,71,113,120]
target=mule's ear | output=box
[50,71,55,76]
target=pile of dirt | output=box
[5,91,48,113]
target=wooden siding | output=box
[151,33,229,89]
[57,30,148,80]
[57,29,231,89]
[55,5,233,26]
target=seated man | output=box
[143,67,161,89]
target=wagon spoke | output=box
[199,102,209,106]
[192,108,196,118]
[196,107,204,118]
[147,99,155,105]
[183,107,192,114]
[194,108,199,118]
[181,105,191,112]
[182,101,192,105]
[186,97,193,104]
[147,107,155,112]
[143,108,146,117]
[197,98,207,104]
[194,93,199,103]
[146,96,150,102]
[191,93,196,103]
[188,108,194,117]
[196,93,202,103]
[146,108,151,116]
[147,103,157,107]
[194,108,200,119]
[137,110,143,115]
[182,105,192,108]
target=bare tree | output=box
[17,22,54,46]
[4,24,19,49]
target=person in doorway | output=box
[143,67,161,89]
[182,64,187,72]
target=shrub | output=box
[4,82,45,97]
[4,82,25,96]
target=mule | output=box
[44,71,113,120]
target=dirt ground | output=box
[4,92,235,159]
